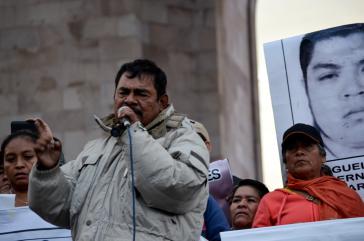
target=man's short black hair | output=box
[227,179,269,204]
[299,23,364,83]
[114,59,167,99]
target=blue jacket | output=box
[202,196,230,241]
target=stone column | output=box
[215,0,261,179]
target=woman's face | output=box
[3,137,37,191]
[284,136,324,180]
[230,186,261,229]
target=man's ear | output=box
[159,94,169,109]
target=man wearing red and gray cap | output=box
[253,123,364,227]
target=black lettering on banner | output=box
[343,165,351,172]
[208,168,221,182]
[352,163,361,170]
[332,162,364,174]
[346,174,355,181]
[349,183,364,191]
[332,165,341,174]
[340,172,364,182]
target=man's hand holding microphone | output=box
[111,106,140,137]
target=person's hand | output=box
[117,106,140,125]
[32,118,62,170]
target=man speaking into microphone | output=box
[28,59,209,241]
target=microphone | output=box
[110,107,131,137]
[120,117,131,127]
[118,106,131,127]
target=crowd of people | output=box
[0,58,363,241]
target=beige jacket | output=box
[29,105,209,241]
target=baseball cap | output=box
[282,123,324,151]
[191,120,210,143]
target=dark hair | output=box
[227,179,269,204]
[1,130,38,164]
[299,23,364,83]
[321,164,333,176]
[114,59,167,99]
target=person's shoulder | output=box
[180,117,196,132]
[167,112,188,130]
[178,117,207,145]
[261,188,290,201]
[165,112,196,137]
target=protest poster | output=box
[264,23,364,198]
[208,159,234,221]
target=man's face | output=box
[114,73,166,126]
[306,33,364,148]
[284,136,324,180]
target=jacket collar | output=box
[145,105,174,139]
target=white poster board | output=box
[0,207,71,241]
[221,217,364,241]
[264,23,364,199]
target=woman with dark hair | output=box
[253,124,364,228]
[1,130,38,207]
[228,179,269,229]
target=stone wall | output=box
[0,0,220,160]
[0,0,259,180]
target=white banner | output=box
[0,207,71,241]
[221,217,364,241]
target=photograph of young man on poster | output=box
[299,23,364,160]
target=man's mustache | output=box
[122,104,143,118]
